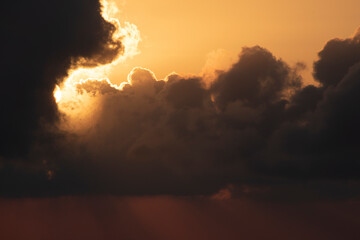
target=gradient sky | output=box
[110,0,360,83]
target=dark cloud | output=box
[0,0,122,158]
[1,13,360,201]
[313,30,360,87]
[211,46,302,109]
[165,77,208,109]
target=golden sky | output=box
[110,0,360,84]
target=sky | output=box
[1,0,360,239]
[110,0,360,83]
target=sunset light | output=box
[2,0,360,239]
[54,0,140,114]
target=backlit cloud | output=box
[1,1,360,201]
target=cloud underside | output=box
[1,0,360,200]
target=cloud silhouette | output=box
[0,0,122,158]
[1,4,359,201]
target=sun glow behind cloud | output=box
[54,0,141,114]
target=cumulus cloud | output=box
[313,28,360,87]
[1,4,359,201]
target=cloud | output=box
[1,5,360,201]
[0,0,123,158]
[211,46,302,109]
[313,28,360,87]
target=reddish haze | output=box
[0,197,359,240]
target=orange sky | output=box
[109,0,360,84]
